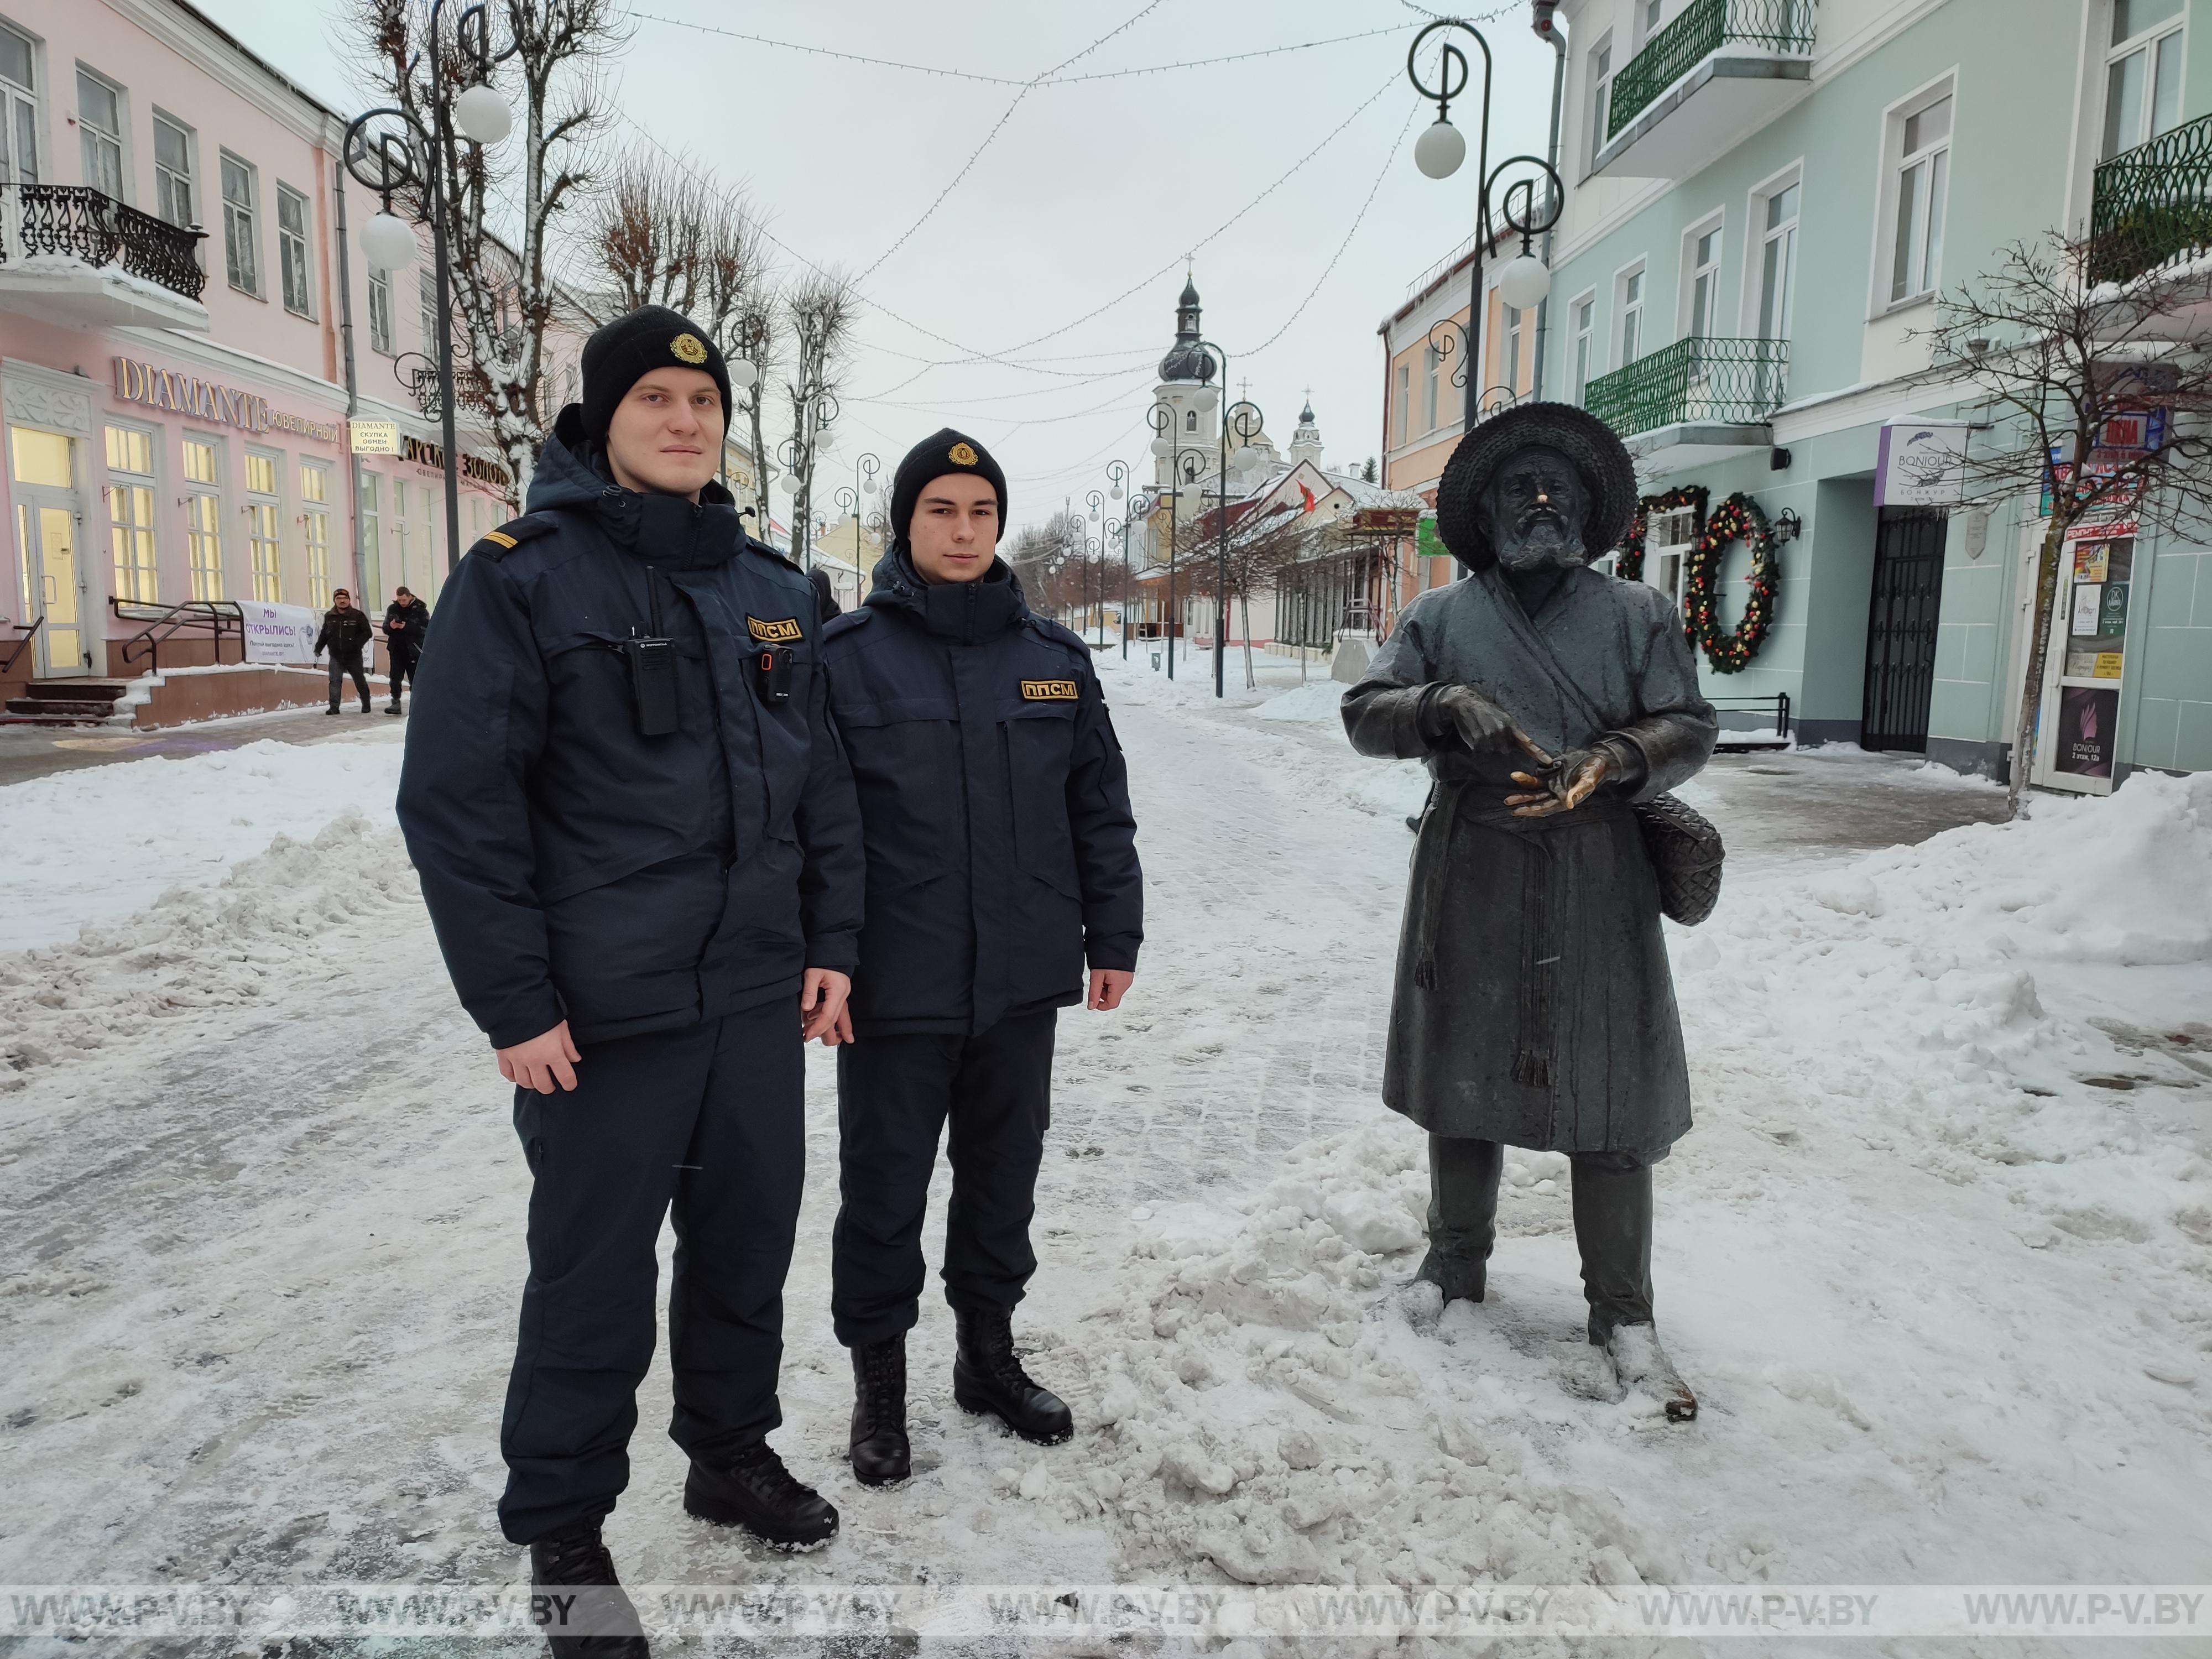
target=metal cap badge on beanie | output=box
[889,427,1009,548]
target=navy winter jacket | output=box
[820,546,1141,1036]
[395,408,864,1049]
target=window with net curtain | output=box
[0,23,37,185]
[1890,93,1951,306]
[2103,0,2185,159]
[76,71,124,199]
[221,154,258,294]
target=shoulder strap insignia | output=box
[472,515,555,560]
[744,535,805,574]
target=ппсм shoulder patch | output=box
[1020,679,1079,701]
[748,614,804,644]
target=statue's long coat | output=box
[1343,565,1716,1154]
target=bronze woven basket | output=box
[1635,791,1724,926]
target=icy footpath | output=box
[987,733,2212,1595]
[0,732,406,951]
[0,814,419,1089]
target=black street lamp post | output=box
[1122,491,1147,661]
[343,0,514,576]
[1406,19,1566,436]
[1084,488,1108,643]
[1105,460,1133,658]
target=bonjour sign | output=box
[111,357,340,445]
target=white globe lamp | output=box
[1496,251,1551,310]
[728,359,760,393]
[361,210,420,272]
[1415,118,1466,180]
[453,83,513,147]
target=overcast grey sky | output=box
[192,0,1559,530]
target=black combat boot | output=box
[849,1335,911,1486]
[527,1521,650,1657]
[682,1441,838,1550]
[952,1310,1072,1444]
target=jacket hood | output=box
[531,404,742,570]
[864,543,1029,644]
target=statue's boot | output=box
[1572,1149,1697,1420]
[1416,1135,1501,1304]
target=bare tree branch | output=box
[1918,231,2212,816]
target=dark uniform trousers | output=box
[1427,1134,1661,1344]
[387,649,419,698]
[498,1000,804,1545]
[830,1010,1057,1349]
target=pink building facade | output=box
[0,0,529,706]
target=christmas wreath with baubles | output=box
[1683,491,1781,674]
[1611,484,1780,672]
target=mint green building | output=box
[1537,0,2209,789]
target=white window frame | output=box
[276,181,313,317]
[243,445,284,603]
[103,419,160,606]
[1745,161,1804,340]
[181,431,226,602]
[1681,212,1724,340]
[152,108,194,231]
[418,265,438,351]
[1502,303,1524,395]
[1875,74,1956,312]
[1569,290,1597,402]
[0,18,41,186]
[1392,359,1410,448]
[219,149,260,297]
[1422,343,1441,433]
[2101,0,2187,160]
[301,458,333,609]
[74,64,126,201]
[1636,0,1667,48]
[1614,259,1647,369]
[368,266,394,354]
[1587,35,1615,172]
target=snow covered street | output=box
[2,653,2209,1653]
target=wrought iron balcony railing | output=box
[2090,110,2212,286]
[1,183,207,301]
[1583,335,1790,436]
[1607,0,1818,142]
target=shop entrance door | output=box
[10,427,87,678]
[1860,506,1946,752]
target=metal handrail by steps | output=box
[1,617,40,677]
[110,597,244,674]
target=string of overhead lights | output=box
[627,13,1409,88]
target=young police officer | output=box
[820,429,1142,1486]
[398,306,863,1654]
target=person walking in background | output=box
[819,429,1142,1488]
[382,585,430,714]
[315,589,374,716]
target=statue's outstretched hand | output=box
[1507,748,1611,816]
[1435,685,1550,762]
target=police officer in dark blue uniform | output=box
[398,307,863,1656]
[820,429,1142,1487]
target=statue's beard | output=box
[1496,508,1586,572]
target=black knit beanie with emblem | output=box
[578,305,733,441]
[889,428,1008,548]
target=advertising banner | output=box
[238,602,321,665]
[1874,421,1971,507]
[2054,685,2120,778]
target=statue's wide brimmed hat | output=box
[1434,401,1639,570]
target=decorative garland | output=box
[1683,491,1781,674]
[1615,486,1707,585]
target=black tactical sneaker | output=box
[952,1310,1073,1445]
[528,1522,650,1657]
[683,1441,839,1550]
[849,1335,912,1486]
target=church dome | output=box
[1159,275,1217,383]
